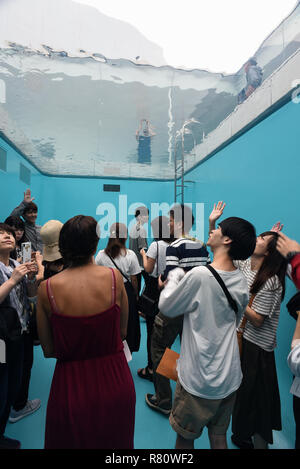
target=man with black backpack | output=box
[157,211,256,449]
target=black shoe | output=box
[145,394,171,415]
[137,366,154,382]
[0,435,21,449]
[231,434,254,449]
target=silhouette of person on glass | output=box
[238,58,263,104]
[136,119,156,164]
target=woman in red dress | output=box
[37,215,135,449]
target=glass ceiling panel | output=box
[0,2,299,180]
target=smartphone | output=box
[21,242,32,264]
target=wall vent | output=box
[103,184,120,192]
[19,163,31,185]
[0,146,7,172]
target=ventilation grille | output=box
[103,184,120,192]
[0,146,7,172]
[19,163,31,185]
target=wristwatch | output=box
[286,251,300,262]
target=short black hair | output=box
[4,216,25,231]
[151,215,173,242]
[0,223,16,239]
[135,206,149,218]
[219,217,256,260]
[169,204,194,232]
[23,202,38,214]
[59,215,99,267]
[248,57,257,66]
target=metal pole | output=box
[174,139,177,203]
[181,126,185,205]
[174,119,200,205]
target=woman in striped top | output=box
[231,231,288,449]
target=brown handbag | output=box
[237,295,255,357]
[156,348,180,381]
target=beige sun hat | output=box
[40,220,63,262]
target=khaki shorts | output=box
[169,381,236,440]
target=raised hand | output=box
[271,221,284,233]
[276,232,300,258]
[209,201,226,223]
[23,188,35,204]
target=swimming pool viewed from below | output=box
[0,1,299,180]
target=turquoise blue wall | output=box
[0,137,43,223]
[0,135,173,252]
[184,98,300,446]
[36,175,173,252]
[1,97,299,447]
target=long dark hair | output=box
[105,223,127,259]
[250,231,287,300]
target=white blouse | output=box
[95,249,141,282]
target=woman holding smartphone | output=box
[0,223,38,449]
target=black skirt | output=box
[124,281,141,353]
[232,337,282,444]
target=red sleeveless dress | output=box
[44,269,136,449]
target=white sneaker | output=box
[9,399,41,423]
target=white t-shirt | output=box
[95,249,141,282]
[288,341,300,398]
[146,240,169,278]
[159,266,249,400]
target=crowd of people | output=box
[0,190,300,450]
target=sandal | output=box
[137,366,153,382]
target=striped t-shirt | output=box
[162,237,210,281]
[235,259,282,352]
